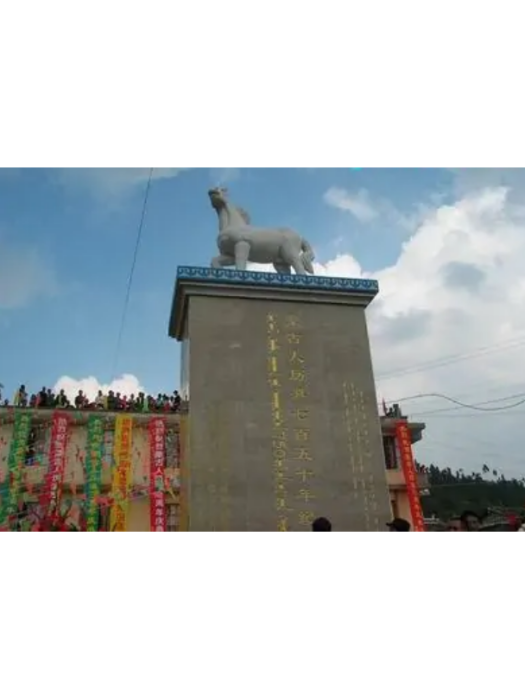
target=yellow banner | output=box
[110,415,133,531]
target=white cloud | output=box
[53,168,188,200]
[55,168,242,202]
[450,168,525,199]
[209,168,241,186]
[324,187,379,222]
[53,374,145,402]
[253,183,525,478]
[324,185,430,230]
[358,186,525,477]
[0,235,58,309]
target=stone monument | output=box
[168,189,392,531]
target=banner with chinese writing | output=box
[84,415,104,531]
[110,415,133,532]
[395,421,425,531]
[177,416,188,531]
[41,411,70,522]
[149,417,167,532]
[0,412,32,529]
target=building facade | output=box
[0,408,182,531]
[0,405,426,531]
[381,408,428,527]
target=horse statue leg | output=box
[211,254,235,268]
[234,241,251,271]
[281,241,308,275]
[273,262,292,274]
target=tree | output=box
[421,462,525,520]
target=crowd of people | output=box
[394,510,525,531]
[2,384,183,414]
[442,510,525,532]
[311,512,525,531]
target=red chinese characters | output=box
[149,417,167,532]
[41,412,70,520]
[395,421,425,532]
[113,417,133,531]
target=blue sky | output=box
[0,168,446,391]
[2,167,525,477]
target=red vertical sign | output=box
[395,421,425,532]
[41,411,70,522]
[149,417,167,532]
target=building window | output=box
[166,504,178,532]
[391,499,399,519]
[383,437,397,469]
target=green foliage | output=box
[419,462,525,519]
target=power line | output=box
[388,374,525,405]
[380,384,524,417]
[380,391,525,412]
[411,411,525,419]
[111,168,154,379]
[375,334,525,382]
[412,396,525,418]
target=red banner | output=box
[149,417,167,532]
[395,421,425,531]
[41,411,70,521]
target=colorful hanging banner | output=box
[177,416,188,531]
[110,415,133,532]
[40,412,71,522]
[395,421,426,531]
[84,415,104,531]
[0,412,32,529]
[149,417,167,532]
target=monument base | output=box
[169,267,391,531]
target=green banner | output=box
[0,412,32,529]
[84,415,104,531]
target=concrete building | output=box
[0,408,182,531]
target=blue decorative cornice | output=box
[176,266,379,294]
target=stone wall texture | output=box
[184,294,391,531]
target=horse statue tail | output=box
[300,239,315,274]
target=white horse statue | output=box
[208,187,315,275]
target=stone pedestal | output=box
[169,266,391,532]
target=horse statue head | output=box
[208,187,251,225]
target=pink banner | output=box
[149,417,167,532]
[41,412,70,521]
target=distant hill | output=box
[418,462,525,520]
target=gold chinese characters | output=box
[267,313,291,531]
[284,313,316,529]
[343,382,373,531]
[266,311,319,530]
[353,384,379,530]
